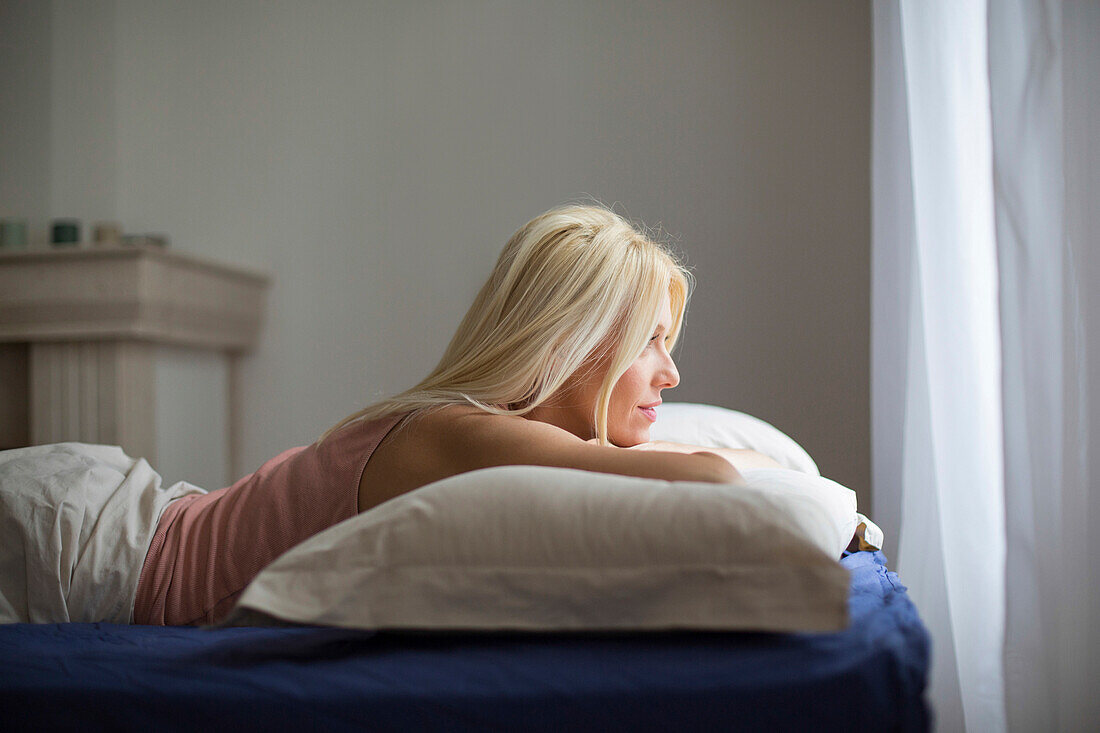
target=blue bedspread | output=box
[0,551,930,732]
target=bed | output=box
[0,549,928,732]
[0,403,931,730]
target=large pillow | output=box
[223,464,856,633]
[652,404,884,551]
[650,402,820,475]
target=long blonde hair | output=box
[319,202,694,445]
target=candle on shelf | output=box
[93,221,123,247]
[50,219,81,247]
[0,218,28,250]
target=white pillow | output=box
[650,402,820,475]
[224,465,856,633]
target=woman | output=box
[106,204,778,626]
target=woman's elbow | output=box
[689,451,744,484]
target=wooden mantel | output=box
[0,245,270,470]
[0,245,269,349]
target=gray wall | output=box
[2,0,871,509]
[0,1,51,244]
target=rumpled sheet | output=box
[0,443,204,624]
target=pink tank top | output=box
[132,412,408,626]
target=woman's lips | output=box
[639,406,657,422]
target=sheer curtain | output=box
[872,1,1098,731]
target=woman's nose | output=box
[658,352,680,389]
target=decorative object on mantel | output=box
[120,233,169,248]
[29,219,173,250]
[0,218,28,250]
[92,221,122,246]
[50,219,81,246]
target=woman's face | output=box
[528,289,680,446]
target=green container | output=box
[0,218,28,249]
[51,219,81,246]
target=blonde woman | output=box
[123,203,780,625]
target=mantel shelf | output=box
[0,245,270,352]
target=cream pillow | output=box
[224,465,856,633]
[650,402,820,475]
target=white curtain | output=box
[872,1,1099,731]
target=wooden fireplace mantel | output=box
[0,245,270,472]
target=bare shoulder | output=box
[358,403,738,514]
[416,403,583,452]
[357,404,576,513]
[417,404,740,485]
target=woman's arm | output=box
[427,407,744,485]
[622,440,783,472]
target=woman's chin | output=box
[610,426,651,447]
